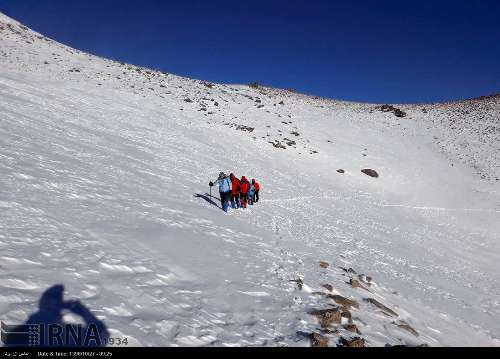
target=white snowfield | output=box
[0,12,499,347]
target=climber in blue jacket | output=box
[209,172,232,212]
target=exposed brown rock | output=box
[394,321,419,337]
[338,337,366,347]
[343,324,362,334]
[350,279,361,288]
[341,308,353,324]
[364,298,398,317]
[311,332,329,347]
[350,279,369,291]
[329,295,360,309]
[309,308,342,328]
[319,261,330,269]
[361,169,379,178]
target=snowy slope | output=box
[1,12,499,347]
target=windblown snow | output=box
[1,12,499,347]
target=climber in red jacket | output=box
[229,173,241,209]
[252,179,260,203]
[239,176,250,209]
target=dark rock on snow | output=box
[338,337,366,347]
[363,298,398,317]
[362,169,379,178]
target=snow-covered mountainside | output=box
[1,12,499,347]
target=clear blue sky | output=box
[1,0,499,104]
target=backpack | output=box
[240,180,250,194]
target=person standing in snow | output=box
[209,172,232,212]
[239,176,251,209]
[229,173,241,209]
[252,179,260,203]
[248,181,255,206]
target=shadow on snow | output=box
[194,193,221,208]
[1,284,109,347]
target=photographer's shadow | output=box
[3,284,109,347]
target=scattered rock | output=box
[363,298,398,317]
[337,169,345,174]
[290,131,300,137]
[394,109,407,118]
[361,169,379,178]
[329,295,360,309]
[350,279,368,291]
[311,332,329,347]
[378,104,407,118]
[269,140,287,149]
[393,321,419,337]
[224,123,255,132]
[340,308,353,324]
[380,104,394,112]
[338,337,366,347]
[290,278,304,290]
[283,138,296,146]
[348,268,357,275]
[343,324,362,334]
[235,125,254,132]
[184,98,193,103]
[309,308,342,328]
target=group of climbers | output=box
[209,172,261,213]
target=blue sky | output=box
[0,0,499,104]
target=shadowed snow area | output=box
[0,12,499,347]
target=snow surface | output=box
[1,12,499,347]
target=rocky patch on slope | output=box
[378,104,407,118]
[292,261,428,348]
